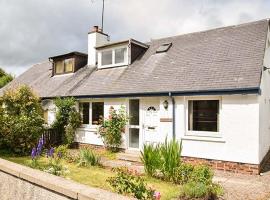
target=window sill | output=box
[78,125,99,131]
[181,135,225,143]
[98,63,128,69]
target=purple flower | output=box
[57,152,62,159]
[31,148,37,159]
[48,147,54,158]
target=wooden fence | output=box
[42,128,63,148]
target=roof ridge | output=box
[150,18,269,43]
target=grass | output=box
[0,152,180,200]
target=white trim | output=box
[98,45,129,69]
[184,96,222,138]
[181,135,225,143]
[78,100,104,128]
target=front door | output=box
[142,99,160,145]
[128,99,140,149]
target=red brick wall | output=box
[182,156,260,175]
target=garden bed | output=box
[0,150,180,200]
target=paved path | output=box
[214,171,270,200]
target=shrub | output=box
[107,167,155,200]
[0,85,44,155]
[140,143,161,177]
[52,97,81,146]
[159,138,182,181]
[43,147,69,176]
[179,165,223,199]
[98,106,128,152]
[190,165,214,184]
[173,163,194,184]
[180,181,223,199]
[55,144,69,159]
[77,148,100,167]
[0,68,13,88]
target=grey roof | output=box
[1,19,268,98]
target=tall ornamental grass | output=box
[140,137,182,180]
[140,143,161,176]
[160,138,182,181]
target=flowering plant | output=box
[98,106,128,152]
[44,146,69,176]
[30,136,45,168]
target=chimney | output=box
[88,25,109,66]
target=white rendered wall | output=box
[75,98,128,148]
[259,27,270,162]
[74,95,260,164]
[176,95,260,164]
[88,32,109,66]
[42,100,56,126]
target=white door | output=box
[142,99,160,145]
[128,99,140,149]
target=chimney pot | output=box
[92,26,99,32]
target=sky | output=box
[0,0,270,76]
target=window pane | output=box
[55,61,64,74]
[129,128,139,148]
[101,50,112,66]
[92,102,104,125]
[188,100,219,132]
[64,58,73,72]
[79,103,89,124]
[129,99,139,125]
[115,48,127,64]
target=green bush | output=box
[78,148,100,167]
[173,163,194,184]
[140,143,161,177]
[98,106,128,152]
[44,159,69,176]
[190,165,214,184]
[0,85,44,155]
[159,138,182,181]
[0,68,13,88]
[180,181,223,199]
[52,97,81,146]
[107,167,155,200]
[55,144,69,159]
[179,165,223,199]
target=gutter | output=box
[41,87,261,100]
[169,92,176,140]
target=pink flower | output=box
[153,191,161,200]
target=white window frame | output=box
[185,96,222,138]
[79,100,104,128]
[98,45,128,69]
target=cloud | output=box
[0,0,269,76]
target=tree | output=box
[0,68,13,88]
[0,85,44,155]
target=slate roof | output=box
[1,19,268,98]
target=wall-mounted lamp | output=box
[163,100,169,110]
[263,66,270,71]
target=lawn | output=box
[0,152,180,200]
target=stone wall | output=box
[0,158,131,200]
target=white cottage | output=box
[2,19,270,174]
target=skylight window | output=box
[156,43,172,53]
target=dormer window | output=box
[55,58,74,74]
[49,52,87,76]
[96,39,148,69]
[99,46,128,68]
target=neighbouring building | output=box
[2,20,270,174]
